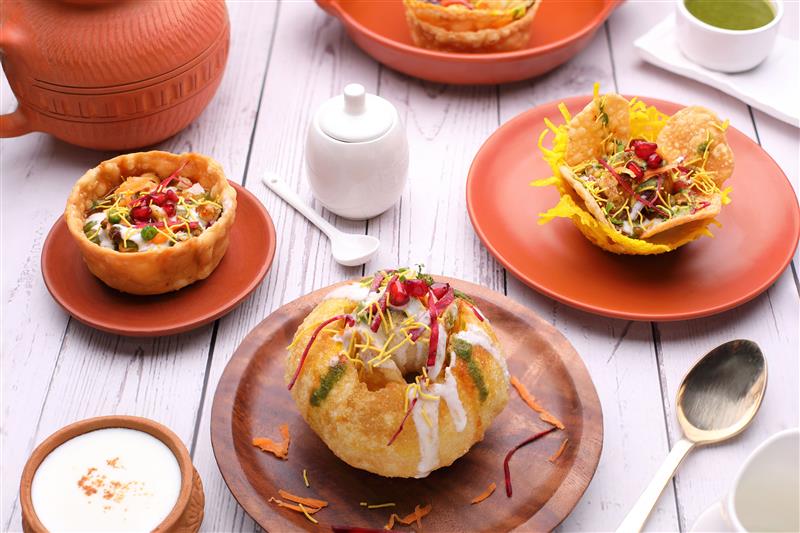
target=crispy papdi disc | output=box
[657,106,734,186]
[560,165,613,228]
[405,0,535,31]
[565,94,631,166]
[639,194,722,239]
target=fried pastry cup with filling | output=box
[534,86,734,255]
[403,0,541,53]
[65,151,237,294]
[285,269,510,478]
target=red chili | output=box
[504,427,558,497]
[287,314,354,390]
[426,289,440,367]
[370,275,397,333]
[625,161,644,182]
[465,302,485,322]
[387,397,418,446]
[369,272,384,292]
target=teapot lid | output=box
[318,84,395,143]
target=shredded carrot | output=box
[548,438,569,463]
[268,497,321,514]
[277,489,328,509]
[252,423,291,459]
[510,376,566,429]
[384,503,431,530]
[470,482,496,504]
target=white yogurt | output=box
[409,387,440,478]
[430,367,467,432]
[324,282,372,302]
[31,428,181,532]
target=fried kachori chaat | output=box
[403,0,541,53]
[285,267,510,478]
[534,85,734,255]
[65,151,237,294]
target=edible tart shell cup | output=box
[64,151,237,295]
[19,415,205,533]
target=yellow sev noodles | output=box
[532,86,732,255]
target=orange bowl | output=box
[316,0,619,84]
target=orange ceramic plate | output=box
[41,183,276,336]
[467,96,800,321]
[316,0,619,85]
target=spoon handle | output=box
[262,172,339,239]
[616,438,695,533]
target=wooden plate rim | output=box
[210,276,603,532]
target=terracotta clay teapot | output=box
[0,0,229,150]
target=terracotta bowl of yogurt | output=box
[19,415,204,533]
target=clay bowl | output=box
[19,415,205,533]
[316,0,619,84]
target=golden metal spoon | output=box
[617,339,767,533]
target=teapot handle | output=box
[0,18,33,137]
[0,107,32,138]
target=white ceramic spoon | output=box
[262,172,380,267]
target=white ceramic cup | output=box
[691,428,799,532]
[675,0,784,73]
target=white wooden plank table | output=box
[1,2,797,532]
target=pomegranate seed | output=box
[625,161,644,181]
[388,280,409,306]
[165,189,179,202]
[634,141,658,159]
[150,192,167,206]
[404,279,428,297]
[163,202,176,217]
[130,205,151,221]
[646,153,663,169]
[430,283,449,300]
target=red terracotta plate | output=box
[316,0,619,85]
[41,182,276,336]
[211,277,603,532]
[467,95,800,321]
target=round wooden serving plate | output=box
[315,0,619,85]
[467,95,800,321]
[41,182,276,337]
[211,277,603,532]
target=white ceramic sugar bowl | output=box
[306,83,408,220]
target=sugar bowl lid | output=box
[317,84,396,143]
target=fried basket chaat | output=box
[285,267,510,478]
[65,151,237,294]
[534,86,734,255]
[403,0,541,53]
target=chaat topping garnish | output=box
[82,167,223,253]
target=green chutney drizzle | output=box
[685,0,774,31]
[453,338,489,402]
[310,361,346,406]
